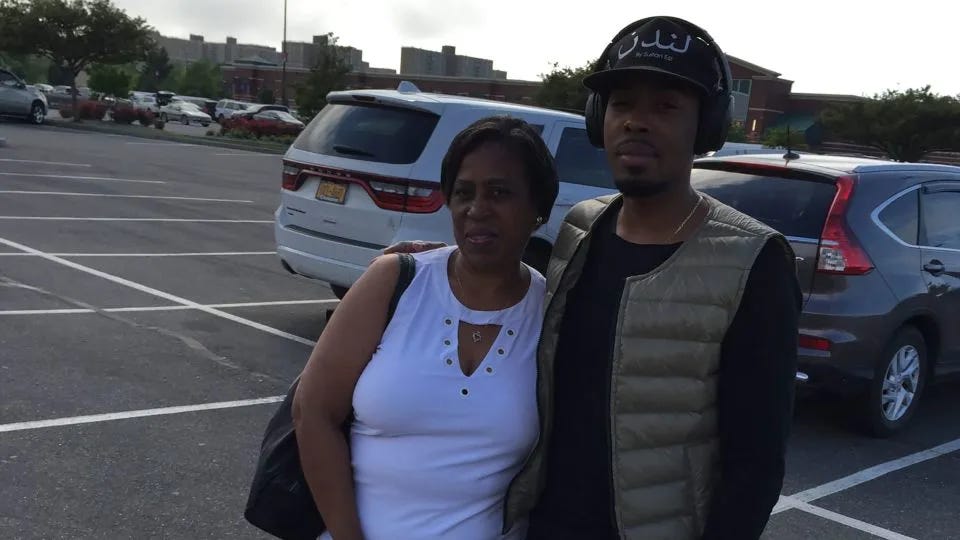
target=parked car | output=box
[129,93,159,114]
[252,109,304,129]
[0,68,47,124]
[274,82,614,297]
[690,154,960,436]
[235,103,289,120]
[159,101,211,126]
[214,99,251,123]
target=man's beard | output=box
[614,177,671,198]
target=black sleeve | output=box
[702,238,802,540]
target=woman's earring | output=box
[535,216,543,225]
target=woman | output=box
[292,116,559,540]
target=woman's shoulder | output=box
[410,244,456,267]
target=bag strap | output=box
[386,253,416,322]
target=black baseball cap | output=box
[583,17,724,96]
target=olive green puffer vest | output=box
[502,193,790,539]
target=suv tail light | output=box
[281,160,443,213]
[282,162,306,191]
[799,334,831,351]
[817,176,874,275]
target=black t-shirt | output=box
[528,210,801,540]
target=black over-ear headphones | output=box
[584,16,733,155]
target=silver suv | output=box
[0,69,47,124]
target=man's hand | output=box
[381,240,446,255]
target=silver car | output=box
[159,101,211,126]
[0,69,47,124]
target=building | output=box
[726,55,867,142]
[400,46,506,80]
[155,33,279,66]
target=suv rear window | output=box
[691,168,837,239]
[294,103,440,165]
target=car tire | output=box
[27,102,45,125]
[160,113,167,122]
[865,326,928,437]
[202,123,209,127]
[218,114,225,123]
[182,116,189,125]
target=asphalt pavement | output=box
[0,120,958,539]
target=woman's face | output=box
[448,141,540,271]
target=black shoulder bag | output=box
[243,253,417,540]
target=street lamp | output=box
[280,0,288,106]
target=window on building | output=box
[732,79,752,94]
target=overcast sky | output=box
[112,0,958,97]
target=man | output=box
[388,16,800,540]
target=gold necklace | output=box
[672,194,704,241]
[453,253,483,343]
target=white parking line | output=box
[0,172,163,184]
[0,396,284,433]
[775,436,960,513]
[0,251,275,257]
[0,191,253,203]
[782,498,917,540]
[0,159,91,167]
[0,299,339,316]
[0,217,272,223]
[0,236,315,346]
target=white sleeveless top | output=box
[322,246,544,540]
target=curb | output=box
[42,120,289,155]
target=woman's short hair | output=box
[440,116,559,223]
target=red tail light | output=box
[281,160,443,213]
[817,176,874,275]
[799,334,831,351]
[282,162,305,191]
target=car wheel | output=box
[182,116,189,125]
[865,326,928,437]
[28,102,45,125]
[330,285,349,300]
[160,113,167,122]
[218,115,225,123]
[202,122,209,127]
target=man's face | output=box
[602,75,701,198]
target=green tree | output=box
[258,87,275,104]
[176,60,222,98]
[88,64,132,97]
[762,126,806,149]
[0,52,51,83]
[294,33,350,120]
[726,122,748,143]
[137,44,174,92]
[821,86,960,162]
[0,0,153,118]
[535,61,594,112]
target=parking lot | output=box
[0,123,957,539]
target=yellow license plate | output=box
[316,180,347,204]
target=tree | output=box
[535,61,594,112]
[136,45,174,92]
[762,126,806,149]
[88,64,132,97]
[258,87,275,104]
[0,0,153,118]
[176,60,223,98]
[0,52,51,83]
[726,122,748,143]
[295,33,350,121]
[822,86,960,162]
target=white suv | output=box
[274,83,616,297]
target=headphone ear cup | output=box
[585,91,606,148]
[694,93,733,155]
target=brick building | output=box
[219,51,862,142]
